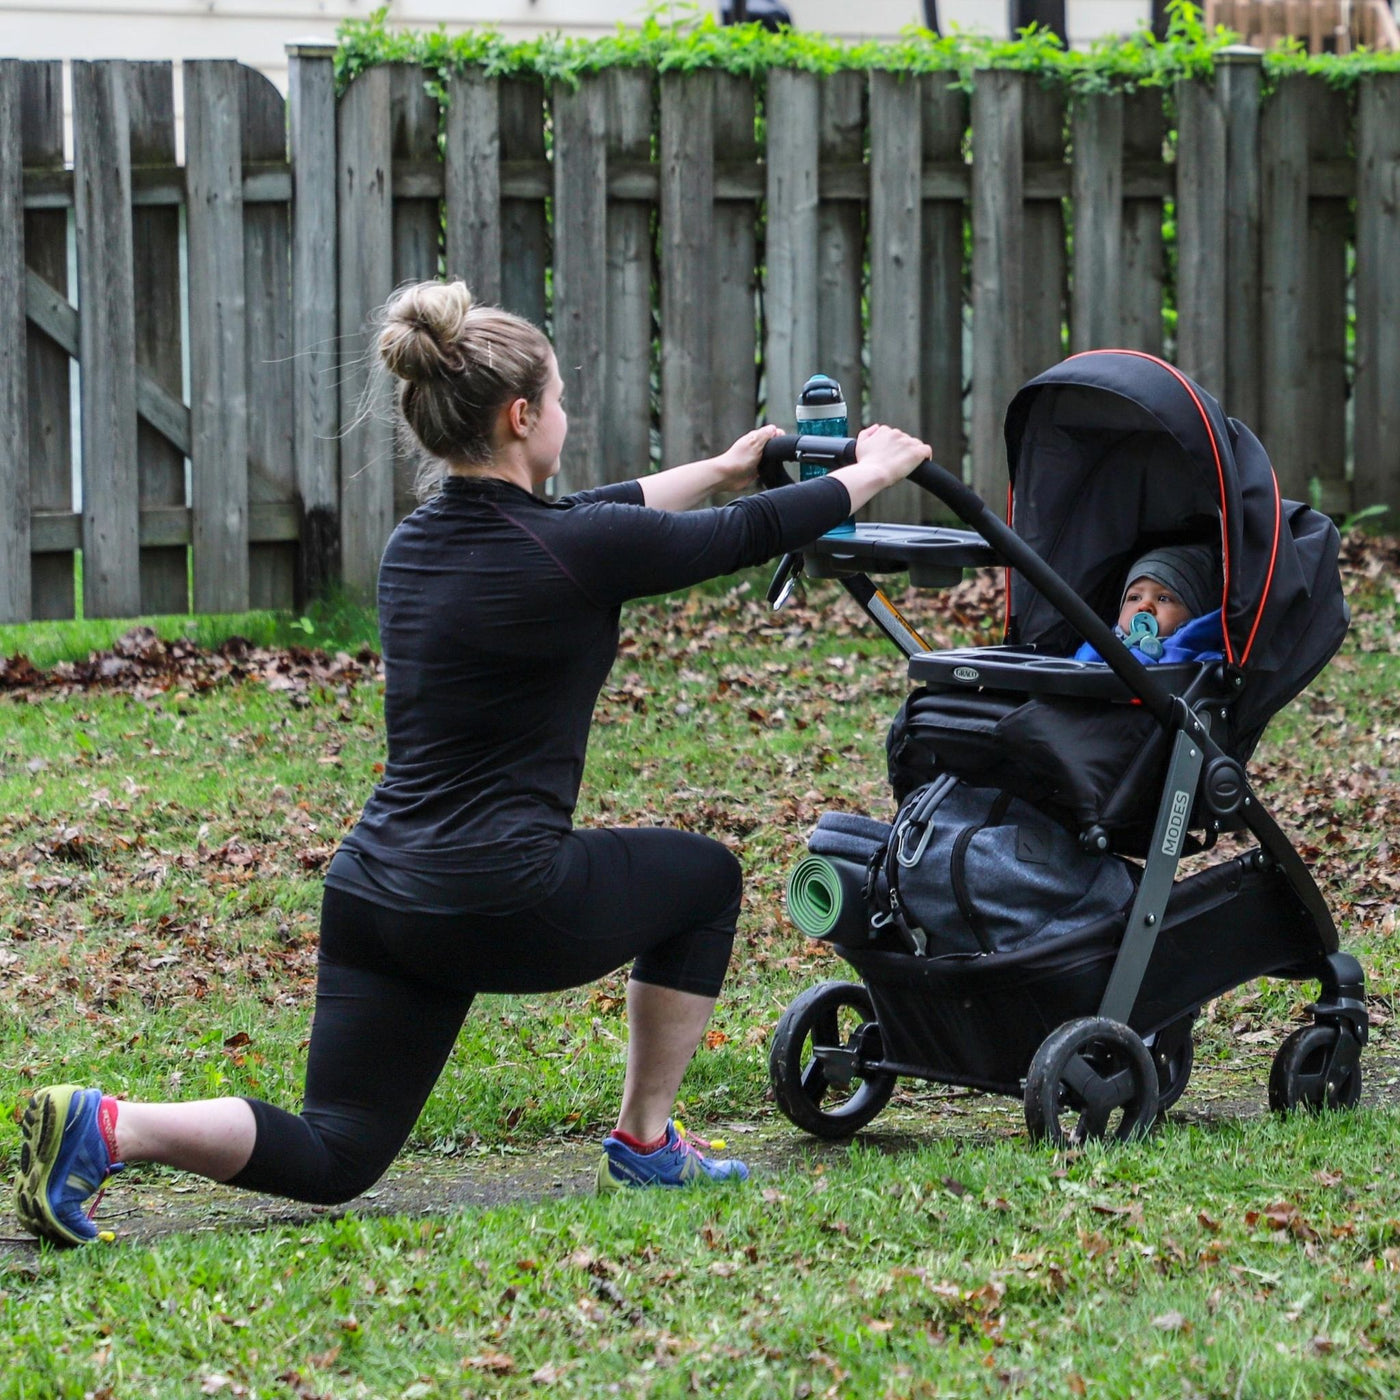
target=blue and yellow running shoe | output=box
[597,1119,749,1192]
[15,1086,123,1246]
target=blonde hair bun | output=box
[378,280,476,383]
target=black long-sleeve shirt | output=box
[326,472,853,913]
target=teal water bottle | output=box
[796,374,855,535]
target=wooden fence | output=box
[4,47,1400,622]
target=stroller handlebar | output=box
[757,433,859,489]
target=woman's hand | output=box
[854,423,932,487]
[827,424,933,516]
[639,424,783,511]
[712,424,784,494]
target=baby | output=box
[1075,542,1225,666]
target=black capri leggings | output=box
[229,827,741,1205]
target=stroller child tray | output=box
[908,644,1202,701]
[803,524,998,588]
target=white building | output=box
[1,2,1159,92]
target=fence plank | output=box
[337,66,395,595]
[0,62,28,622]
[20,60,70,620]
[499,78,547,328]
[1219,46,1262,427]
[288,42,340,604]
[243,65,295,609]
[921,75,967,495]
[1174,75,1227,397]
[711,74,758,454]
[1071,90,1123,354]
[971,70,1024,501]
[129,62,186,615]
[660,71,714,468]
[72,60,140,618]
[444,69,500,301]
[817,72,865,440]
[603,68,653,481]
[1302,79,1349,515]
[869,70,922,524]
[390,64,441,519]
[1021,81,1066,381]
[765,67,819,436]
[185,60,249,613]
[1259,75,1312,501]
[1120,88,1165,355]
[1354,73,1400,516]
[553,75,608,493]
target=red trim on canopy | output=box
[1061,349,1266,667]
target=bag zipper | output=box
[950,788,1014,953]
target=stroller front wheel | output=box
[1268,1023,1364,1114]
[769,981,896,1140]
[1024,1017,1159,1146]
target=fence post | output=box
[659,71,715,469]
[337,65,394,597]
[0,61,28,623]
[869,70,924,523]
[603,68,654,480]
[72,60,141,618]
[444,68,501,302]
[185,60,250,614]
[1218,45,1262,429]
[1174,69,1226,398]
[921,74,968,495]
[1354,71,1400,518]
[288,39,340,603]
[765,67,819,435]
[1259,73,1310,501]
[1070,89,1123,354]
[553,75,608,492]
[130,61,186,615]
[970,69,1024,501]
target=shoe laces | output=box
[673,1118,727,1155]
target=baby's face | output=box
[1118,576,1192,639]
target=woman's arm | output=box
[637,426,783,512]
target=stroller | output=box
[757,350,1366,1146]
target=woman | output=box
[16,280,932,1244]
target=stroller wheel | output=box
[1024,1017,1159,1147]
[768,981,896,1140]
[1151,1013,1197,1116]
[1268,1023,1364,1114]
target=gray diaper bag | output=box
[873,775,1136,957]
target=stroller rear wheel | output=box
[1024,1017,1159,1146]
[1268,1023,1363,1114]
[769,981,896,1139]
[1150,1013,1197,1115]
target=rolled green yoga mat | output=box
[786,854,873,943]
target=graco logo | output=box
[952,666,980,683]
[1162,789,1191,856]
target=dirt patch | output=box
[4,1049,1396,1258]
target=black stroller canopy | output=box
[1002,350,1348,756]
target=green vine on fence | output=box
[334,0,1400,95]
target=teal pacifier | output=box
[1127,611,1163,659]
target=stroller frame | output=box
[757,364,1367,1146]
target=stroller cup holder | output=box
[802,523,997,589]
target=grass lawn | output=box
[0,545,1397,1398]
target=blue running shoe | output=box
[597,1119,749,1192]
[15,1086,123,1246]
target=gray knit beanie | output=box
[1120,543,1222,620]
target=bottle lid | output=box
[798,373,844,407]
